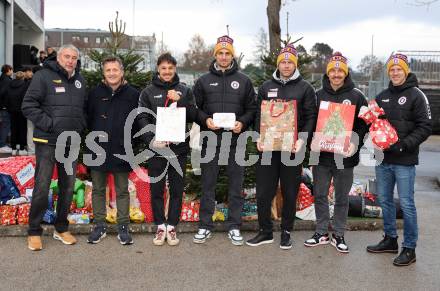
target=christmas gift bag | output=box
[312,101,356,154]
[358,100,398,150]
[260,100,297,151]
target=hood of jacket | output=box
[43,59,81,80]
[388,72,418,93]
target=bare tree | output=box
[267,0,282,54]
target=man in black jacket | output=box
[0,64,13,154]
[246,44,317,249]
[366,53,432,266]
[304,52,368,253]
[193,35,256,246]
[22,44,87,251]
[86,56,140,245]
[138,52,199,246]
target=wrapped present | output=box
[129,168,153,222]
[212,210,225,222]
[297,183,314,211]
[242,200,258,221]
[0,205,18,225]
[130,206,145,223]
[42,209,56,224]
[180,200,200,222]
[84,181,93,212]
[358,100,398,150]
[106,206,117,224]
[216,203,229,220]
[260,99,297,151]
[68,213,90,224]
[0,174,21,204]
[0,156,36,194]
[312,101,356,154]
[349,181,367,197]
[17,203,31,225]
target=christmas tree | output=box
[322,107,345,137]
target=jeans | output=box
[28,143,78,236]
[0,110,11,147]
[375,163,417,248]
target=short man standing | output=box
[366,53,432,266]
[304,52,368,253]
[86,57,140,245]
[193,35,256,246]
[22,44,87,251]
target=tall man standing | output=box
[0,64,13,154]
[366,53,432,266]
[193,35,256,246]
[22,44,87,251]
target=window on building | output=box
[84,37,89,43]
[96,37,101,44]
[72,36,80,42]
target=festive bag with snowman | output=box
[259,99,297,151]
[358,100,398,150]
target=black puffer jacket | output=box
[0,74,12,109]
[21,60,87,145]
[87,82,140,172]
[138,73,199,155]
[5,79,29,113]
[315,74,369,168]
[194,59,257,144]
[256,69,317,144]
[375,73,432,165]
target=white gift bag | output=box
[155,106,186,142]
[213,113,236,129]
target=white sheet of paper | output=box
[213,113,236,129]
[155,107,186,142]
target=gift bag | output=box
[358,100,398,150]
[155,106,186,142]
[260,100,297,151]
[313,101,355,154]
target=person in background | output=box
[0,64,13,154]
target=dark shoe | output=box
[331,233,349,253]
[393,248,416,266]
[246,231,274,247]
[87,223,107,244]
[366,235,398,253]
[304,232,330,247]
[117,224,133,245]
[280,230,292,250]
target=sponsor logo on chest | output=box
[398,96,407,105]
[231,81,240,90]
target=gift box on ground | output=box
[17,203,31,225]
[181,199,200,222]
[0,156,36,194]
[0,205,18,225]
[297,183,314,211]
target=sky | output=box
[44,0,440,68]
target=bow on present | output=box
[358,100,398,150]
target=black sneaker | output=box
[246,231,274,247]
[393,247,416,266]
[117,224,133,245]
[87,223,107,244]
[280,230,292,250]
[304,232,330,247]
[366,235,398,253]
[331,233,349,253]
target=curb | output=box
[437,176,440,188]
[0,219,403,237]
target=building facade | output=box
[1,0,45,68]
[45,28,156,72]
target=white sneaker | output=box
[193,228,212,244]
[153,228,166,246]
[228,229,244,246]
[18,150,28,156]
[166,226,180,246]
[11,150,17,156]
[0,146,12,153]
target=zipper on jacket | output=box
[222,72,225,111]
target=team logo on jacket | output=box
[398,96,407,105]
[231,81,239,89]
[342,99,351,105]
[75,80,82,89]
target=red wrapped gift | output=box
[296,183,314,211]
[313,101,356,154]
[129,168,153,222]
[0,156,36,194]
[17,203,31,225]
[0,205,18,225]
[359,100,398,150]
[180,200,200,222]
